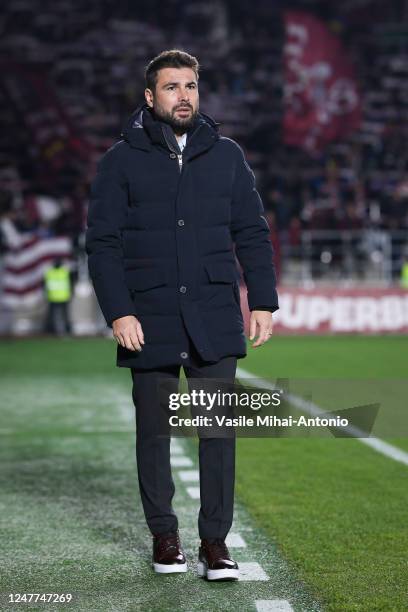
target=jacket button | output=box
[170,153,176,158]
[177,219,185,226]
[179,286,187,293]
[180,352,188,359]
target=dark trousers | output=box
[130,340,237,540]
[45,302,71,335]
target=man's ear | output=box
[144,89,154,108]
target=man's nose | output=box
[178,92,191,104]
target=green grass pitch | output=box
[0,336,407,611]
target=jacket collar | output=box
[120,102,221,160]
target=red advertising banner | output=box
[283,11,362,153]
[241,286,408,334]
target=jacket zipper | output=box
[162,124,204,174]
[162,130,183,173]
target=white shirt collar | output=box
[176,132,187,151]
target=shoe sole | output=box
[153,561,187,574]
[197,560,239,581]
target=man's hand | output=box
[112,315,145,351]
[249,311,274,347]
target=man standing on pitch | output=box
[86,49,279,581]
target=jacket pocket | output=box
[205,262,239,284]
[124,268,167,292]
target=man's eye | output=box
[166,84,195,90]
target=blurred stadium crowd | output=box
[0,0,407,304]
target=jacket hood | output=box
[120,102,221,152]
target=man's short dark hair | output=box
[145,49,200,93]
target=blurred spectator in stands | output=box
[338,198,364,230]
[400,255,408,289]
[43,258,72,336]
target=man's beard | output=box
[152,104,199,134]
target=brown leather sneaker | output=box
[152,530,187,574]
[198,538,239,581]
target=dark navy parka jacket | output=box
[85,102,279,370]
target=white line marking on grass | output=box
[170,446,184,455]
[236,367,408,467]
[256,600,293,611]
[288,392,408,467]
[239,562,269,581]
[177,469,200,482]
[170,456,193,467]
[186,486,200,499]
[171,439,183,452]
[226,532,247,547]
